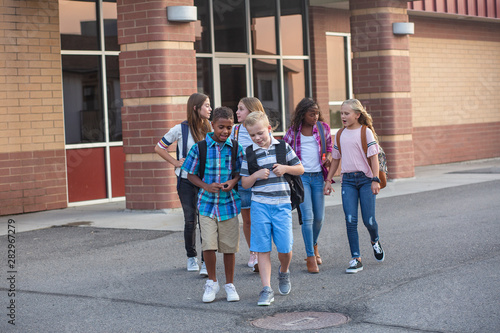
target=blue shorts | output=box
[238,183,252,209]
[249,201,293,254]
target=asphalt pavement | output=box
[1,158,500,332]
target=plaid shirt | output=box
[181,132,244,221]
[283,121,333,180]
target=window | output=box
[326,33,352,129]
[195,0,310,135]
[60,0,124,203]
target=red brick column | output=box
[349,0,414,179]
[118,0,197,210]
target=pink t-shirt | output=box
[332,126,379,178]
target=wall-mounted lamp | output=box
[393,22,414,35]
[167,6,197,23]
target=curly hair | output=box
[212,106,234,124]
[290,97,324,131]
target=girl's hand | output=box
[176,158,185,168]
[254,168,270,180]
[371,181,380,195]
[324,182,334,195]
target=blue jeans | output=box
[341,172,379,258]
[299,172,325,257]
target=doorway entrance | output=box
[213,58,250,120]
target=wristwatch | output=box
[372,177,381,183]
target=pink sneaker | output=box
[247,252,257,268]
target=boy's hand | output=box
[205,182,223,193]
[221,178,238,192]
[271,164,286,177]
[254,168,270,180]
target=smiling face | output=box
[211,118,234,143]
[198,98,212,120]
[303,106,320,127]
[246,120,272,149]
[236,102,251,123]
[340,103,361,129]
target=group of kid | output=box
[155,93,386,306]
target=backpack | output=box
[245,140,305,224]
[197,138,239,191]
[176,120,190,191]
[336,125,388,189]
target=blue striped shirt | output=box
[240,137,301,205]
[181,133,244,221]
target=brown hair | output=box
[239,97,265,114]
[187,93,211,142]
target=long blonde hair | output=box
[342,99,378,142]
[239,97,265,114]
[187,93,211,142]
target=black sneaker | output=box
[345,259,363,274]
[372,241,385,262]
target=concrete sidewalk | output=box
[3,158,500,235]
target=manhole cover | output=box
[251,311,349,330]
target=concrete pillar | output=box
[349,0,415,178]
[118,0,197,210]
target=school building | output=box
[1,0,499,216]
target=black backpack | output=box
[197,139,239,191]
[245,140,305,224]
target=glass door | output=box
[213,58,251,121]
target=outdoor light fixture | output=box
[167,6,197,23]
[393,22,414,35]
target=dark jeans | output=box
[178,177,202,259]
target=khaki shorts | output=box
[199,215,240,253]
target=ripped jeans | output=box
[341,172,379,259]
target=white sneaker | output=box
[224,283,240,302]
[199,261,208,277]
[202,280,220,303]
[187,257,199,272]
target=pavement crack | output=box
[360,320,458,333]
[0,287,244,316]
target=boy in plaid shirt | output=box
[181,107,244,303]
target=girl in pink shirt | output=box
[323,99,385,274]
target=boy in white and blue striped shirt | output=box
[240,112,304,306]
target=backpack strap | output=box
[361,125,368,156]
[275,140,287,165]
[336,127,345,155]
[176,120,190,191]
[317,121,326,159]
[230,139,238,179]
[197,140,207,180]
[245,145,260,175]
[234,124,241,142]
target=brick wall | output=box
[409,16,500,165]
[118,0,197,210]
[350,0,415,179]
[0,0,66,215]
[309,7,350,117]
